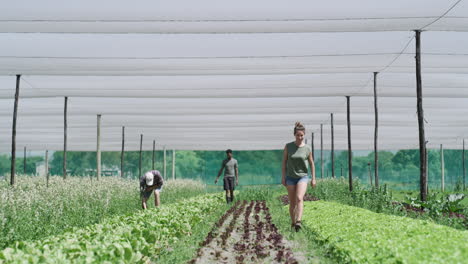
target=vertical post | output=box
[373,72,379,188]
[139,134,143,178]
[172,149,176,180]
[415,30,427,201]
[320,124,324,178]
[23,146,26,175]
[96,114,101,181]
[368,163,373,186]
[426,146,429,194]
[11,75,20,186]
[152,140,156,170]
[311,132,315,160]
[464,139,466,190]
[346,96,352,191]
[163,146,167,179]
[121,126,125,178]
[63,96,68,179]
[331,113,335,178]
[45,150,49,187]
[440,144,444,192]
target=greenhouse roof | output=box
[1,0,468,151]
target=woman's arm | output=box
[282,145,288,186]
[308,152,316,187]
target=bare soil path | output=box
[189,200,305,264]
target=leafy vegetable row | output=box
[301,201,468,264]
[0,194,223,264]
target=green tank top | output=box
[286,142,311,179]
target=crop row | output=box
[0,193,223,264]
[302,201,468,264]
[191,200,297,264]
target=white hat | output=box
[144,172,154,186]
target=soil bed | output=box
[189,200,303,264]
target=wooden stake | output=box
[373,72,379,188]
[121,126,125,178]
[63,96,68,179]
[11,75,20,186]
[96,114,101,181]
[415,30,427,201]
[331,113,335,178]
[346,96,353,191]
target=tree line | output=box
[0,149,465,189]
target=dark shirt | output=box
[140,170,163,191]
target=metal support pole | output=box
[311,132,315,160]
[368,163,373,186]
[163,146,167,179]
[96,114,101,180]
[440,144,444,192]
[373,72,379,188]
[172,149,175,180]
[346,96,352,191]
[63,96,68,179]
[139,134,143,178]
[426,146,429,194]
[415,30,427,201]
[152,140,156,170]
[331,113,335,178]
[121,126,125,178]
[464,139,466,190]
[320,124,323,178]
[10,75,20,186]
[23,146,26,175]
[45,150,49,187]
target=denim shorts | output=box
[286,176,310,186]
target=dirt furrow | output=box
[190,200,300,264]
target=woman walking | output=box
[282,122,316,231]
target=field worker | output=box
[140,170,164,209]
[215,149,238,203]
[282,122,316,231]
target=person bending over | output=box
[140,170,163,209]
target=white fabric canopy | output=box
[0,0,467,151]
